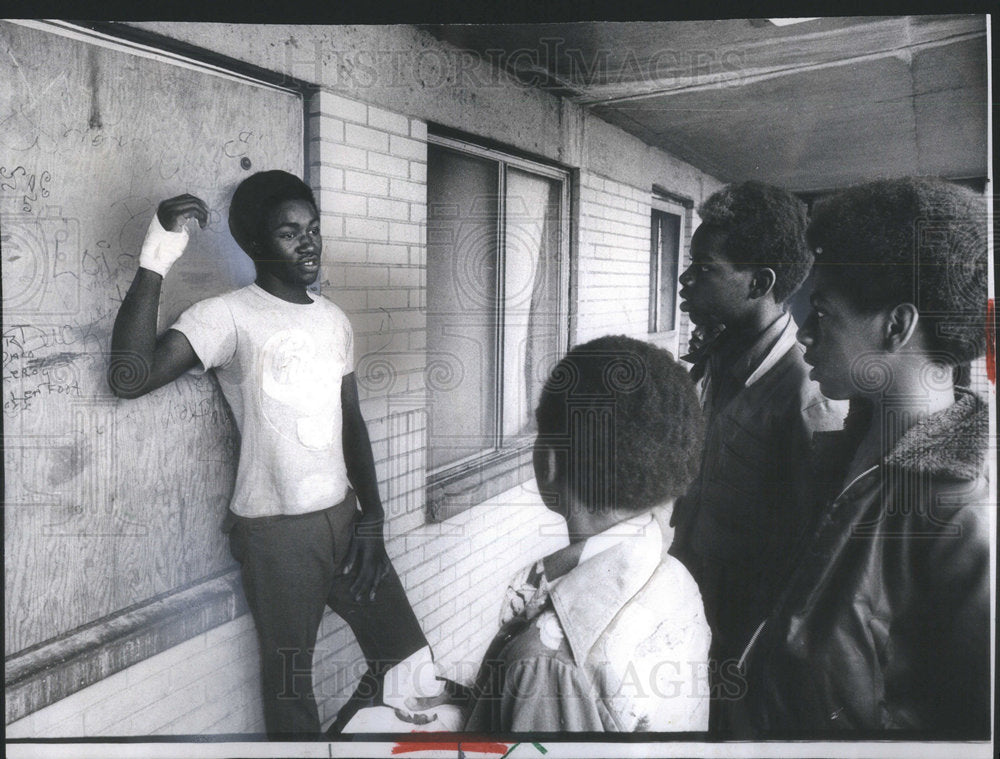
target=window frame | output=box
[648,194,690,358]
[424,133,571,522]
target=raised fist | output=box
[156,194,209,232]
[140,194,209,277]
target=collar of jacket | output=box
[883,387,987,479]
[699,313,797,389]
[816,388,987,484]
[547,513,664,668]
[742,314,800,388]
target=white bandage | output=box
[139,212,190,278]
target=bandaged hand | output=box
[139,194,209,278]
[139,213,189,277]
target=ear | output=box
[749,267,776,300]
[885,302,920,351]
[532,441,559,488]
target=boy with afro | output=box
[108,171,438,738]
[464,335,712,732]
[734,177,990,736]
[671,181,845,728]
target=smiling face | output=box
[678,225,755,328]
[254,198,322,287]
[796,268,888,400]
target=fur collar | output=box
[813,389,988,498]
[884,388,988,480]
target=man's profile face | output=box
[796,268,887,401]
[678,225,754,328]
[255,198,322,287]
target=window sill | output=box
[426,445,535,522]
[4,569,246,725]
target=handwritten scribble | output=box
[0,165,51,213]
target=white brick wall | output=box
[304,90,569,728]
[576,173,658,343]
[307,90,429,423]
[575,171,705,357]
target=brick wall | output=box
[575,173,701,358]
[306,89,569,725]
[575,173,658,343]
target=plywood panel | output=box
[2,21,303,655]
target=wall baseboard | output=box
[5,570,247,725]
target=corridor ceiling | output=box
[428,15,989,192]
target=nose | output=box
[679,267,694,287]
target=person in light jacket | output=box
[464,335,712,732]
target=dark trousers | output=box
[693,554,766,735]
[227,499,427,739]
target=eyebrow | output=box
[273,218,320,230]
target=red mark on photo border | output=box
[391,740,510,755]
[987,298,995,384]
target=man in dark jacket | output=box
[670,182,845,729]
[734,177,990,737]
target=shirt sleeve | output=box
[342,315,355,376]
[168,296,238,374]
[499,656,608,732]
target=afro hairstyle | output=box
[806,177,988,365]
[228,170,317,257]
[698,181,812,303]
[534,335,704,513]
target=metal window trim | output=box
[424,134,571,507]
[649,199,687,343]
[427,133,570,182]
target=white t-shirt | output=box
[171,284,355,517]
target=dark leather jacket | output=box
[734,389,990,738]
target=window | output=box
[650,209,681,334]
[649,207,683,334]
[648,195,689,357]
[425,135,569,520]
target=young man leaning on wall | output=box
[107,171,442,739]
